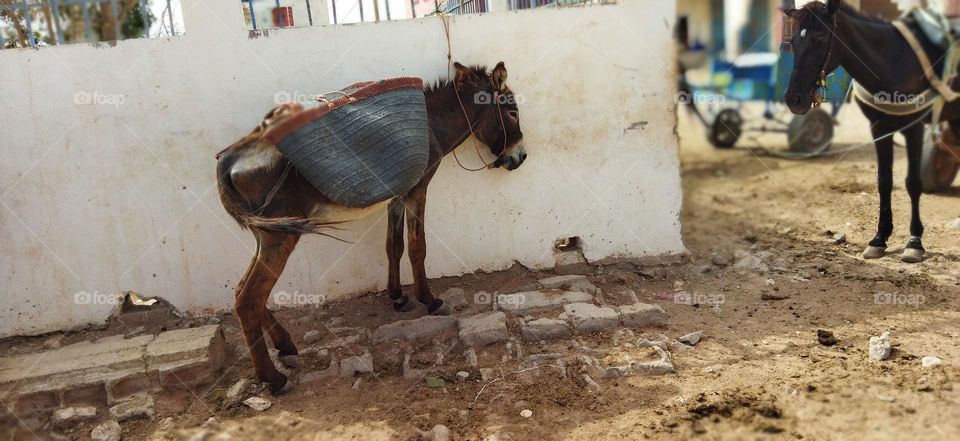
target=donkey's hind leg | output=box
[263,309,299,368]
[386,198,414,311]
[902,124,926,263]
[235,231,301,394]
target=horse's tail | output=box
[216,145,349,239]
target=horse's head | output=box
[784,0,843,115]
[452,61,527,170]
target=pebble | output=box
[520,409,533,418]
[921,356,942,368]
[868,332,892,361]
[157,417,176,431]
[679,330,703,346]
[303,330,322,344]
[945,218,960,230]
[202,416,218,427]
[456,371,470,381]
[431,424,451,441]
[243,396,272,412]
[90,420,122,441]
[225,378,252,406]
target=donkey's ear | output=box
[491,61,508,92]
[454,62,474,84]
[826,0,843,15]
[783,8,801,18]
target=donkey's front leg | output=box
[403,188,446,314]
[864,128,895,259]
[902,125,926,263]
[386,198,413,311]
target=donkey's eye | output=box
[508,110,519,118]
[800,29,807,38]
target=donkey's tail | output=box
[241,215,351,241]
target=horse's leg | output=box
[902,123,926,263]
[235,230,300,394]
[263,309,299,368]
[864,126,895,259]
[386,198,413,311]
[403,186,445,314]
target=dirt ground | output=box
[7,104,960,440]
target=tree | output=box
[1,0,155,48]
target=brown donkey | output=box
[216,62,527,394]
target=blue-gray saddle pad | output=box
[264,77,430,208]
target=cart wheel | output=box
[920,126,959,193]
[710,109,742,149]
[787,108,833,153]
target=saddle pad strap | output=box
[892,20,960,102]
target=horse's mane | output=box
[424,64,489,94]
[799,0,887,24]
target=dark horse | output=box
[216,62,526,394]
[785,0,960,263]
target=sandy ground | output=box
[5,104,960,440]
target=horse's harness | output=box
[812,12,840,108]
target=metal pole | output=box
[166,0,173,34]
[274,0,283,26]
[82,0,92,41]
[409,0,415,18]
[305,0,313,25]
[139,0,147,37]
[372,0,379,21]
[358,0,364,22]
[331,0,337,23]
[20,0,36,47]
[384,0,390,20]
[45,0,61,44]
[249,0,258,29]
[110,0,121,41]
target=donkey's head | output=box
[452,61,527,170]
[784,0,843,114]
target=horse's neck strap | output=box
[892,20,960,102]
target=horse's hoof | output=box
[279,354,300,369]
[427,299,450,316]
[862,246,886,259]
[271,378,294,396]
[901,248,924,263]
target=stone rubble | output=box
[679,330,703,346]
[562,303,619,333]
[108,394,154,422]
[51,406,97,430]
[459,312,509,347]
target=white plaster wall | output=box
[0,0,683,338]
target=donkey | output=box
[215,62,526,394]
[784,0,960,263]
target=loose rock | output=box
[243,396,272,412]
[562,303,619,333]
[225,378,252,406]
[90,420,122,441]
[521,318,571,342]
[817,330,838,346]
[340,352,374,377]
[108,394,154,422]
[869,332,892,361]
[431,424,451,441]
[440,288,469,311]
[922,356,942,368]
[303,330,321,344]
[456,371,470,381]
[520,409,533,418]
[679,330,703,346]
[51,406,98,430]
[459,312,509,347]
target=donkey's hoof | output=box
[271,378,294,396]
[392,295,416,312]
[427,299,450,316]
[862,246,886,259]
[279,354,300,369]
[901,248,924,263]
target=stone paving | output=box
[0,325,224,429]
